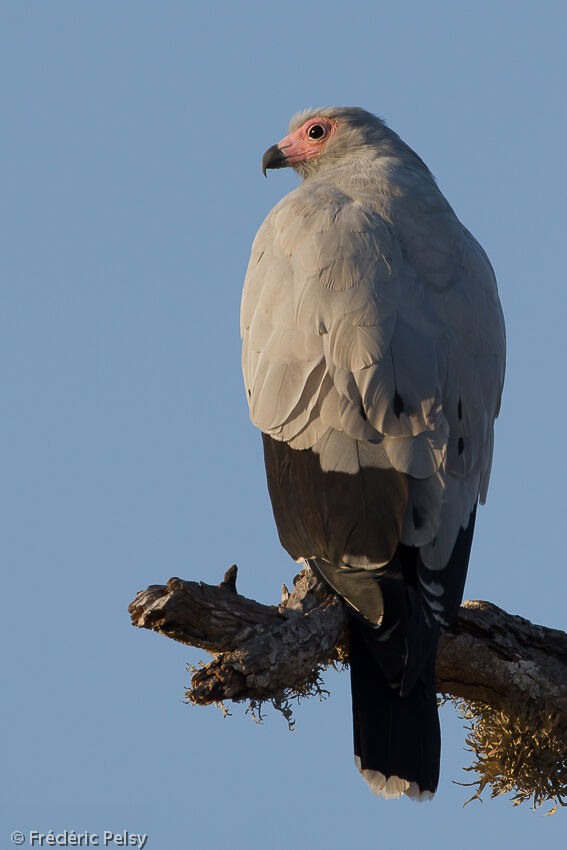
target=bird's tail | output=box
[349,616,440,801]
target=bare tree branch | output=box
[128,566,567,725]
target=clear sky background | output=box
[2,1,566,847]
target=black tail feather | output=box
[349,617,440,799]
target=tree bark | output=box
[128,566,567,725]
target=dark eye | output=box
[308,124,326,140]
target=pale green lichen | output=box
[246,663,334,730]
[449,697,567,814]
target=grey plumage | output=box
[241,107,505,799]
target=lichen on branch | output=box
[129,565,567,809]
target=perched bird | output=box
[241,107,505,800]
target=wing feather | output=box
[241,174,505,567]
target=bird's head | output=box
[261,107,403,180]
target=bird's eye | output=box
[308,124,326,140]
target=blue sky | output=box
[2,1,566,847]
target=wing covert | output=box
[241,176,505,560]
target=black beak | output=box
[261,144,289,177]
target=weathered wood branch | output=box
[129,567,567,726]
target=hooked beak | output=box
[261,144,289,177]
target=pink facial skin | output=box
[277,117,339,166]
